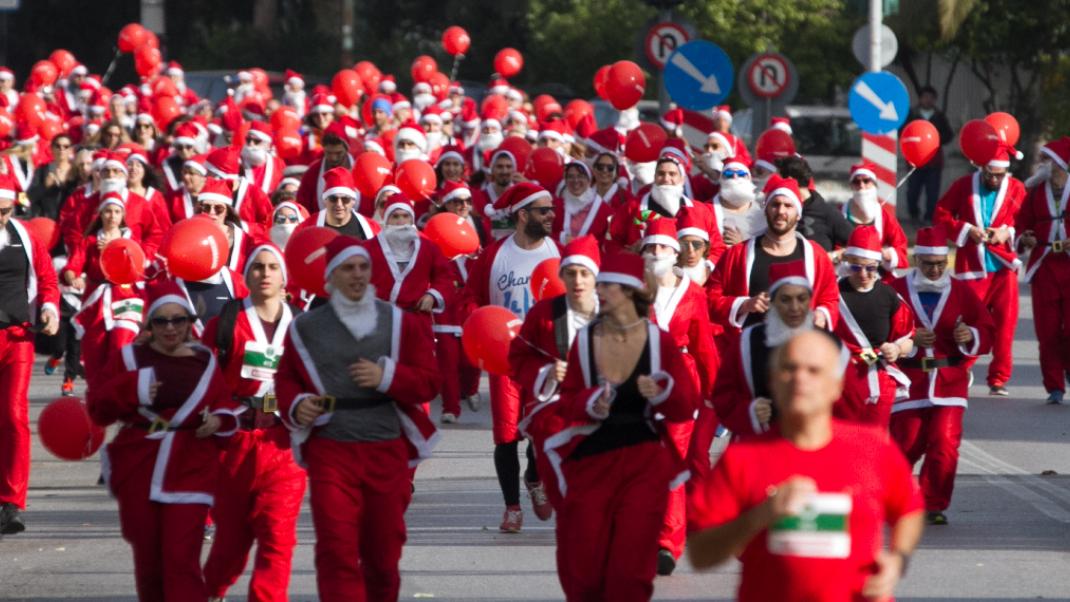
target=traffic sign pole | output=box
[864,0,896,205]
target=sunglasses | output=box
[274,214,301,224]
[325,195,354,205]
[150,315,191,328]
[198,204,227,215]
[175,144,194,151]
[848,264,880,274]
[593,163,616,172]
[680,239,707,250]
[721,169,749,179]
[525,206,555,216]
[447,196,473,206]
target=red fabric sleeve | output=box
[687,443,745,533]
[508,300,555,397]
[711,342,763,436]
[933,177,971,245]
[811,246,840,328]
[31,231,60,311]
[656,333,700,422]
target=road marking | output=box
[959,440,1070,523]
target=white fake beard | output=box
[425,131,445,150]
[413,93,437,112]
[395,148,424,164]
[270,223,297,248]
[329,284,379,341]
[702,152,724,174]
[631,161,656,187]
[681,262,709,285]
[850,187,880,223]
[765,308,814,347]
[651,183,684,215]
[477,131,503,151]
[643,252,677,278]
[100,178,127,194]
[912,267,951,293]
[564,188,595,212]
[1025,161,1052,189]
[241,146,268,168]
[719,178,756,209]
[382,224,418,262]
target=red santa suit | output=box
[0,216,60,513]
[72,282,145,384]
[890,242,994,513]
[63,223,140,294]
[545,258,698,599]
[1,153,35,194]
[1015,139,1070,396]
[244,123,286,195]
[933,156,1025,389]
[205,148,275,235]
[200,246,306,602]
[295,153,355,214]
[167,187,200,223]
[150,269,249,340]
[275,239,440,602]
[607,188,726,264]
[552,185,613,247]
[87,321,241,602]
[159,123,202,195]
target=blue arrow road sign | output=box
[848,71,909,135]
[664,40,734,111]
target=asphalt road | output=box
[2,284,1069,601]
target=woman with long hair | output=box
[63,192,137,293]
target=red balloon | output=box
[332,69,363,107]
[134,46,162,78]
[143,30,160,50]
[270,106,301,132]
[494,48,524,79]
[531,258,565,301]
[395,159,437,201]
[151,75,178,98]
[462,306,523,376]
[23,217,59,249]
[16,93,46,128]
[0,108,14,139]
[37,115,64,143]
[49,49,77,78]
[497,137,533,172]
[424,213,479,259]
[605,60,645,110]
[564,99,594,130]
[118,23,148,54]
[428,71,451,101]
[274,127,302,162]
[593,65,611,101]
[533,95,556,119]
[30,61,58,87]
[524,147,564,190]
[900,120,940,168]
[625,123,668,163]
[249,69,269,89]
[354,61,381,96]
[411,55,438,84]
[480,94,509,121]
[160,217,229,281]
[755,128,797,162]
[352,151,394,198]
[959,119,1001,165]
[442,26,471,56]
[284,227,340,297]
[38,397,104,461]
[984,111,1020,149]
[153,95,181,129]
[100,239,146,285]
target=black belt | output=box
[234,395,282,430]
[235,395,277,413]
[899,356,964,371]
[322,395,392,413]
[1040,240,1070,252]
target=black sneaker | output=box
[656,548,676,576]
[989,385,1009,397]
[926,511,948,526]
[0,503,25,535]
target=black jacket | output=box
[799,190,853,252]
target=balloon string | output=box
[102,47,122,86]
[896,167,917,189]
[450,54,464,82]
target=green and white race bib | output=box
[240,341,281,381]
[111,298,144,322]
[767,492,852,559]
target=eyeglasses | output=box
[175,144,194,151]
[446,196,473,206]
[525,206,555,216]
[680,239,707,250]
[325,195,353,205]
[198,203,227,215]
[721,169,749,179]
[274,214,301,224]
[847,264,880,274]
[150,315,191,328]
[593,163,616,173]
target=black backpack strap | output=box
[214,299,244,368]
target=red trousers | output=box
[687,406,720,482]
[436,333,462,416]
[962,270,1018,387]
[113,463,210,601]
[1030,260,1070,393]
[305,436,412,602]
[659,419,692,559]
[459,351,480,399]
[489,374,522,445]
[890,405,965,511]
[0,325,33,509]
[834,365,898,429]
[556,442,671,602]
[204,427,307,602]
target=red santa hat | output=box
[659,139,691,173]
[714,104,733,125]
[849,161,878,183]
[586,128,624,156]
[379,76,398,94]
[247,120,273,144]
[98,190,125,213]
[197,178,234,207]
[14,122,38,146]
[272,200,310,222]
[437,180,472,205]
[147,280,196,319]
[101,150,128,175]
[382,192,415,220]
[0,67,13,82]
[763,174,803,216]
[987,145,1012,169]
[661,108,684,137]
[123,145,150,166]
[491,182,551,215]
[844,227,883,261]
[323,235,371,281]
[323,121,354,149]
[489,78,510,96]
[90,149,109,172]
[70,64,87,77]
[596,252,647,292]
[135,112,156,126]
[914,226,950,257]
[565,160,592,181]
[489,147,517,169]
[420,105,445,126]
[322,166,358,201]
[285,69,304,87]
[244,243,288,285]
[560,234,601,276]
[395,125,428,153]
[723,160,750,176]
[0,174,16,201]
[707,131,737,158]
[165,61,184,77]
[412,82,432,96]
[173,122,200,148]
[205,146,241,180]
[537,120,568,143]
[676,211,710,243]
[435,144,466,168]
[310,93,333,114]
[770,117,793,135]
[183,154,208,176]
[640,216,680,253]
[392,98,412,113]
[1041,136,1070,171]
[768,260,811,297]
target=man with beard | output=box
[293,167,376,240]
[933,145,1025,396]
[712,261,845,438]
[708,175,839,334]
[712,161,766,246]
[393,125,429,165]
[473,148,521,241]
[243,121,285,195]
[552,162,612,245]
[890,227,993,525]
[608,155,726,264]
[463,182,562,533]
[840,162,909,279]
[295,123,355,215]
[777,155,853,252]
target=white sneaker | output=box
[465,395,481,411]
[441,412,458,424]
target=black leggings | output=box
[493,440,539,507]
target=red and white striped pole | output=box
[862,0,897,206]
